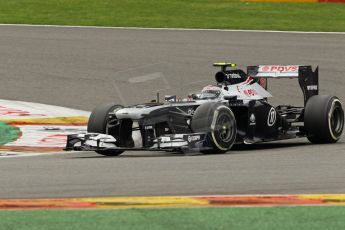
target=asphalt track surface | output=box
[0,26,344,199]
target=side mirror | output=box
[224,95,237,101]
[165,95,177,102]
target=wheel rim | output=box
[330,102,344,137]
[215,113,234,142]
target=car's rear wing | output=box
[247,65,319,105]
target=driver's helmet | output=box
[200,85,222,99]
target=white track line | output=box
[0,151,73,158]
[0,23,345,35]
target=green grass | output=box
[0,0,345,31]
[0,121,20,145]
[1,206,345,230]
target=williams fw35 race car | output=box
[65,63,344,156]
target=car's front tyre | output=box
[191,102,237,154]
[87,103,124,156]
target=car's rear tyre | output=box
[191,102,237,154]
[87,103,124,156]
[305,95,344,143]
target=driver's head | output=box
[200,85,221,99]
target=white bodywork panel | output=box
[225,82,272,100]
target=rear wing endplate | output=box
[247,65,319,105]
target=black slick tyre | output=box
[191,102,237,154]
[304,95,344,143]
[87,103,124,156]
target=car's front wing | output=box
[64,132,211,152]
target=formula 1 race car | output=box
[65,63,344,156]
